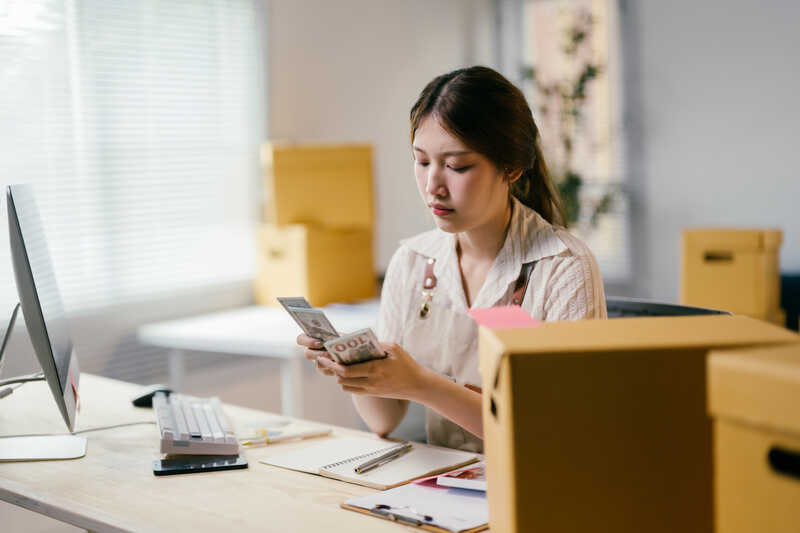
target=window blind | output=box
[0,0,266,313]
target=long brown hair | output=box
[409,66,566,226]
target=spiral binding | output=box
[322,443,404,470]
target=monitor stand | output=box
[0,435,86,462]
[0,372,87,461]
[0,304,86,462]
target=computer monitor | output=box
[0,184,84,460]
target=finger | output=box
[315,359,336,376]
[340,385,369,394]
[304,348,327,361]
[297,334,324,350]
[330,359,381,378]
[378,341,399,355]
[315,367,335,377]
[317,356,349,375]
[337,376,371,387]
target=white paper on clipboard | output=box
[342,479,488,532]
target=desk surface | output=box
[137,302,379,358]
[0,374,418,532]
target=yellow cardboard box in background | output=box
[479,315,800,533]
[260,142,373,230]
[708,343,800,533]
[254,224,375,307]
[681,228,782,322]
[256,142,375,306]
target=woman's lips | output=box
[431,204,454,216]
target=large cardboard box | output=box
[708,344,800,533]
[254,224,375,307]
[261,142,373,230]
[681,229,782,321]
[478,315,800,533]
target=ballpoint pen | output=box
[354,442,413,474]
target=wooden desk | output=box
[0,374,415,532]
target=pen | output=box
[240,427,331,447]
[354,442,413,474]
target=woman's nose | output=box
[425,166,447,197]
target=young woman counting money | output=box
[296,66,606,452]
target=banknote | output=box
[323,328,387,365]
[277,296,312,310]
[285,306,339,342]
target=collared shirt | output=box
[375,196,607,451]
[378,197,607,341]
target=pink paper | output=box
[467,306,541,330]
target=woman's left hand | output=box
[317,342,431,401]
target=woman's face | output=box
[413,115,510,234]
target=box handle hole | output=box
[768,446,800,480]
[268,249,285,259]
[703,251,733,262]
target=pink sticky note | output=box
[467,306,541,330]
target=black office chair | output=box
[606,296,730,318]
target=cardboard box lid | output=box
[708,343,800,435]
[480,315,799,357]
[683,228,783,252]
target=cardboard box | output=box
[751,307,787,328]
[681,229,782,317]
[478,315,800,533]
[708,344,800,533]
[261,142,374,230]
[254,224,375,307]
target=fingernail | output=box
[313,340,323,348]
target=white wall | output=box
[621,0,800,302]
[265,0,494,271]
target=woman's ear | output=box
[507,169,523,184]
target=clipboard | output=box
[340,503,487,533]
[340,476,489,532]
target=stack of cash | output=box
[279,297,385,365]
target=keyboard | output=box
[153,392,239,455]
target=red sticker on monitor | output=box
[69,371,80,413]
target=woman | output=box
[298,66,606,452]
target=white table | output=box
[137,301,379,418]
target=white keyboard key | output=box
[193,403,212,439]
[183,401,202,438]
[170,400,190,441]
[211,398,233,433]
[203,405,225,443]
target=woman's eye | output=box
[449,165,473,173]
[416,161,430,167]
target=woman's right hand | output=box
[296,334,336,376]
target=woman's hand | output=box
[316,342,431,401]
[297,333,336,376]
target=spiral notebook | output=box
[259,437,479,490]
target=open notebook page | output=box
[320,443,478,490]
[261,436,479,490]
[260,437,396,474]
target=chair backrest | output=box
[606,296,730,319]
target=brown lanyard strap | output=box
[423,257,437,290]
[511,261,536,306]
